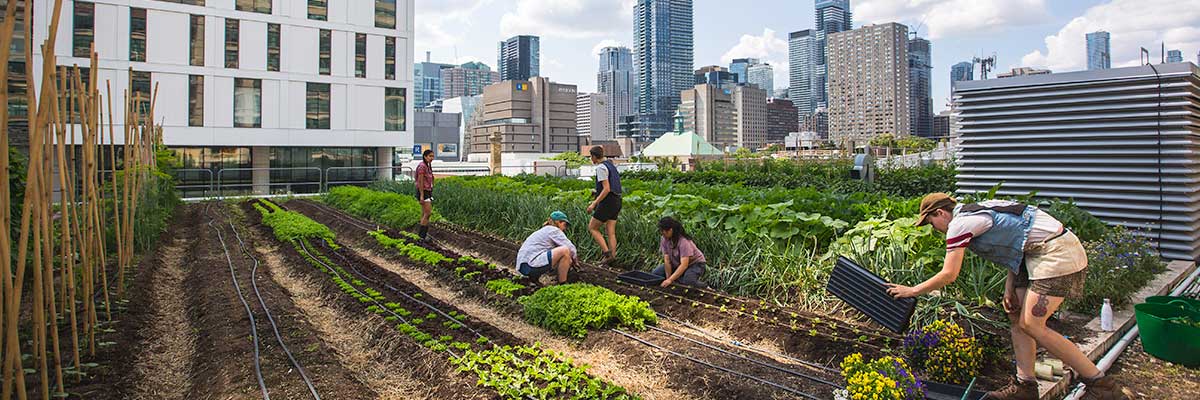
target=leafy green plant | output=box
[325,185,431,229]
[369,230,450,266]
[452,344,638,399]
[542,151,590,169]
[486,279,527,298]
[518,283,657,338]
[1066,227,1165,314]
[260,205,338,248]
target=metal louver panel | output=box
[827,256,916,333]
[955,63,1200,260]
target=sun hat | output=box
[550,211,570,225]
[915,193,957,226]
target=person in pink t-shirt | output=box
[651,217,708,288]
[414,149,435,241]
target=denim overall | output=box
[955,203,1037,274]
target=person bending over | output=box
[516,211,578,285]
[651,217,708,288]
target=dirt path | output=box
[128,235,196,400]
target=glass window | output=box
[355,33,366,78]
[385,87,405,131]
[189,75,203,127]
[73,2,94,58]
[385,36,395,80]
[267,23,280,72]
[319,29,331,75]
[375,0,396,29]
[189,14,204,66]
[131,70,152,123]
[305,83,330,129]
[236,0,271,14]
[129,8,146,61]
[308,0,327,21]
[234,78,261,128]
[224,18,239,69]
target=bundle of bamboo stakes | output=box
[1,1,163,398]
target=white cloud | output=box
[1021,0,1200,72]
[499,0,635,39]
[414,0,493,60]
[591,39,623,59]
[719,29,790,90]
[855,0,1050,39]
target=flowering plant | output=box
[901,319,982,384]
[840,353,925,400]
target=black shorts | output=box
[593,194,622,222]
[416,189,432,203]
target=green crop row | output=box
[486,279,526,298]
[519,283,657,338]
[369,230,451,266]
[257,199,339,249]
[453,344,639,400]
[324,185,433,229]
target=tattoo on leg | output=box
[1032,294,1049,318]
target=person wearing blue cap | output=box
[516,211,578,284]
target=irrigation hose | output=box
[221,207,321,400]
[612,328,824,400]
[205,202,270,399]
[646,325,843,388]
[662,315,839,374]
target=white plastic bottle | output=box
[1100,298,1114,331]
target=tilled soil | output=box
[289,199,845,399]
[1106,339,1200,399]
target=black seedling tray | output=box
[826,256,917,333]
[618,270,665,286]
[924,381,987,400]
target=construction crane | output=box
[973,53,997,80]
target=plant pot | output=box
[923,381,987,400]
[1134,303,1200,367]
[1146,295,1200,312]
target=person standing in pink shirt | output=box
[415,149,435,241]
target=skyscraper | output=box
[729,58,759,85]
[747,63,774,95]
[827,23,910,142]
[679,84,737,149]
[733,85,769,150]
[908,37,932,137]
[951,61,974,87]
[1167,49,1183,63]
[632,0,694,141]
[766,98,799,143]
[414,55,455,109]
[441,62,501,99]
[1086,31,1111,70]
[498,35,540,81]
[695,66,738,88]
[598,46,637,141]
[814,0,852,109]
[788,29,816,116]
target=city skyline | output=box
[416,0,1199,114]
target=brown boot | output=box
[1082,376,1133,400]
[984,376,1039,400]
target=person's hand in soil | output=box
[660,278,674,288]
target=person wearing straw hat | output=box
[887,193,1131,400]
[517,211,578,285]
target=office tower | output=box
[766,98,799,143]
[577,92,614,142]
[597,46,637,141]
[730,58,759,85]
[826,23,910,142]
[414,52,454,110]
[441,61,500,99]
[951,61,974,87]
[632,0,694,141]
[1167,49,1183,63]
[694,65,738,88]
[470,77,580,156]
[1086,31,1111,70]
[788,29,816,115]
[678,84,737,149]
[747,63,774,95]
[497,35,540,81]
[932,110,951,139]
[908,37,932,137]
[814,0,852,109]
[733,85,769,150]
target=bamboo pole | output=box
[0,0,20,386]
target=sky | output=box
[415,0,1200,113]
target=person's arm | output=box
[1003,270,1019,314]
[662,256,690,287]
[887,248,965,298]
[588,179,610,213]
[661,254,673,277]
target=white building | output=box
[576,92,612,142]
[34,0,414,193]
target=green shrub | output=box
[325,185,428,229]
[1067,227,1165,314]
[1042,200,1110,242]
[518,283,656,338]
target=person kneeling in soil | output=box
[886,193,1132,400]
[651,217,708,288]
[516,211,578,285]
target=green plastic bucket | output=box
[1146,295,1200,312]
[1134,303,1200,367]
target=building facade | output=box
[950,61,973,88]
[746,63,774,95]
[908,37,932,137]
[414,53,453,110]
[733,85,768,150]
[413,111,462,162]
[469,77,580,157]
[1167,49,1183,63]
[788,29,816,117]
[826,23,910,142]
[814,0,852,110]
[997,67,1051,78]
[441,61,499,99]
[38,0,414,193]
[931,110,950,139]
[597,46,636,142]
[766,98,798,144]
[678,84,736,150]
[1086,31,1111,70]
[497,35,539,81]
[442,95,481,161]
[694,65,737,88]
[576,92,613,142]
[729,57,758,85]
[632,0,694,141]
